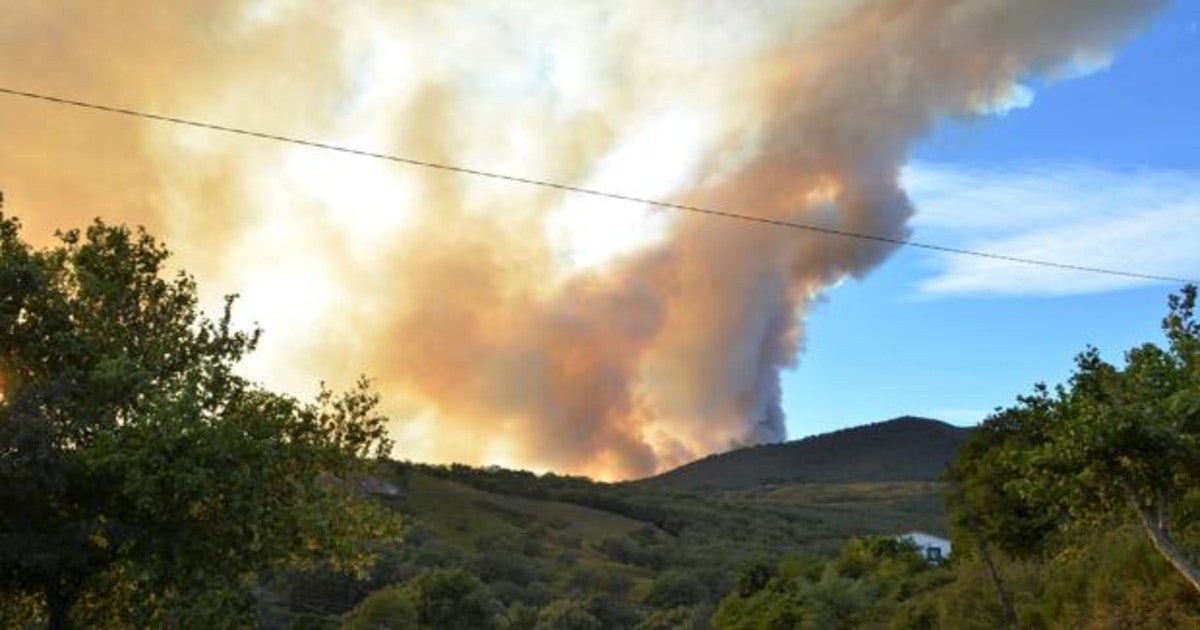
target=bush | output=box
[645,570,712,609]
[406,569,501,629]
[500,602,539,630]
[534,599,602,630]
[634,607,693,630]
[345,586,419,630]
[349,569,502,630]
[470,550,544,586]
[592,535,665,569]
[279,566,366,616]
[565,564,633,596]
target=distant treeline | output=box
[402,462,690,536]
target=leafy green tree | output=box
[346,569,501,629]
[712,573,806,630]
[734,560,777,598]
[713,539,937,630]
[404,569,501,629]
[345,585,420,629]
[829,536,925,583]
[954,285,1200,593]
[0,215,398,627]
[946,393,1063,559]
[899,524,1200,628]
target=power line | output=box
[0,85,1195,286]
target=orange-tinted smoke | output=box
[0,1,1164,479]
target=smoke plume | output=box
[0,1,1163,478]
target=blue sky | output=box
[783,0,1200,436]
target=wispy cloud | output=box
[903,162,1200,296]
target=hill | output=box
[636,416,970,492]
[261,417,965,626]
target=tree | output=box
[0,213,399,627]
[345,585,419,630]
[947,391,1063,559]
[954,285,1200,594]
[346,569,502,630]
[946,393,1062,628]
[643,569,711,609]
[712,542,922,630]
[401,569,500,629]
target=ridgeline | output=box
[636,416,970,491]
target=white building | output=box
[897,531,952,563]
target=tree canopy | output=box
[950,285,1200,594]
[0,212,399,627]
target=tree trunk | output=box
[45,586,76,630]
[956,486,1020,629]
[1139,508,1200,594]
[971,520,1021,630]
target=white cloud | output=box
[902,162,1200,296]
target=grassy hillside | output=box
[637,416,970,492]
[403,471,649,544]
[401,466,949,553]
[263,418,963,627]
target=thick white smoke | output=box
[0,0,1164,478]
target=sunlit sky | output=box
[785,0,1200,435]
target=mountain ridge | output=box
[634,415,971,491]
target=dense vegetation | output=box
[3,212,1196,628]
[703,285,1200,628]
[711,522,1199,629]
[266,288,1200,628]
[0,214,397,628]
[254,462,950,628]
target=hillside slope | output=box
[263,419,963,624]
[637,416,970,492]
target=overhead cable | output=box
[0,86,1194,285]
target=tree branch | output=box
[1126,488,1200,595]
